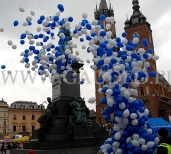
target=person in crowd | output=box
[28,150,35,154]
[156,128,171,154]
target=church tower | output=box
[94,0,116,124]
[124,0,159,117]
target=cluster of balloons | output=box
[2,3,160,153]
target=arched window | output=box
[133,32,139,38]
[155,87,159,96]
[14,104,16,108]
[146,86,149,95]
[140,87,144,96]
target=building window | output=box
[13,125,16,131]
[14,105,16,108]
[32,105,35,109]
[4,113,6,117]
[32,115,35,120]
[3,121,6,125]
[23,105,26,109]
[13,114,16,120]
[146,86,149,95]
[32,125,35,131]
[133,32,139,38]
[140,87,144,96]
[22,125,26,132]
[3,129,6,134]
[23,114,26,120]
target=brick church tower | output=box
[95,0,171,124]
[124,0,159,118]
[94,0,116,124]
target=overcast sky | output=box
[0,0,171,110]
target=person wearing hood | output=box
[156,128,171,154]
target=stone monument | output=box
[11,63,108,154]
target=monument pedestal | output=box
[11,63,108,154]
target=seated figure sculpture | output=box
[37,97,56,128]
[66,96,92,134]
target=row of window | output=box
[12,125,35,132]
[13,114,36,120]
[13,104,44,109]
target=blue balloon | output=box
[111,58,117,64]
[133,147,141,154]
[68,16,73,22]
[24,57,29,63]
[57,4,64,12]
[104,114,111,121]
[126,45,133,51]
[40,15,45,20]
[101,98,107,104]
[20,40,25,45]
[99,31,106,37]
[149,71,156,77]
[37,19,42,24]
[142,39,148,47]
[80,38,84,42]
[148,48,153,54]
[143,53,148,59]
[54,16,59,21]
[13,20,19,26]
[100,14,106,20]
[116,37,121,42]
[28,21,32,26]
[1,65,6,69]
[20,34,26,39]
[122,32,127,38]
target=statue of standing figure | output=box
[66,96,92,134]
[37,97,56,128]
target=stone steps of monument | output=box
[24,138,106,150]
[45,133,72,141]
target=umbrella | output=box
[11,136,29,143]
[4,136,10,139]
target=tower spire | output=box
[132,0,140,12]
[99,0,108,10]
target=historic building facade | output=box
[7,100,44,137]
[0,99,9,139]
[95,0,171,124]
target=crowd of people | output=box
[0,142,23,154]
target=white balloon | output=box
[27,16,32,22]
[37,27,41,32]
[115,116,122,123]
[146,129,153,134]
[30,10,35,16]
[12,44,17,49]
[7,70,12,74]
[98,88,103,94]
[124,91,130,98]
[132,119,138,126]
[130,113,137,119]
[126,137,131,143]
[132,37,139,44]
[92,20,98,25]
[29,40,35,45]
[132,81,139,88]
[122,38,128,44]
[141,145,147,151]
[115,132,121,140]
[82,45,86,49]
[116,149,123,154]
[154,137,159,144]
[132,134,139,140]
[132,139,139,147]
[113,66,121,72]
[138,138,146,145]
[119,102,125,110]
[86,59,90,63]
[152,55,159,60]
[88,97,96,104]
[106,24,111,30]
[122,117,129,125]
[106,89,113,96]
[107,97,114,107]
[7,40,13,45]
[82,13,88,19]
[112,141,120,148]
[19,7,25,12]
[0,28,4,32]
[22,21,28,26]
[113,124,121,131]
[25,30,30,35]
[146,141,154,148]
[123,109,130,118]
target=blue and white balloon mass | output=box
[2,3,161,153]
